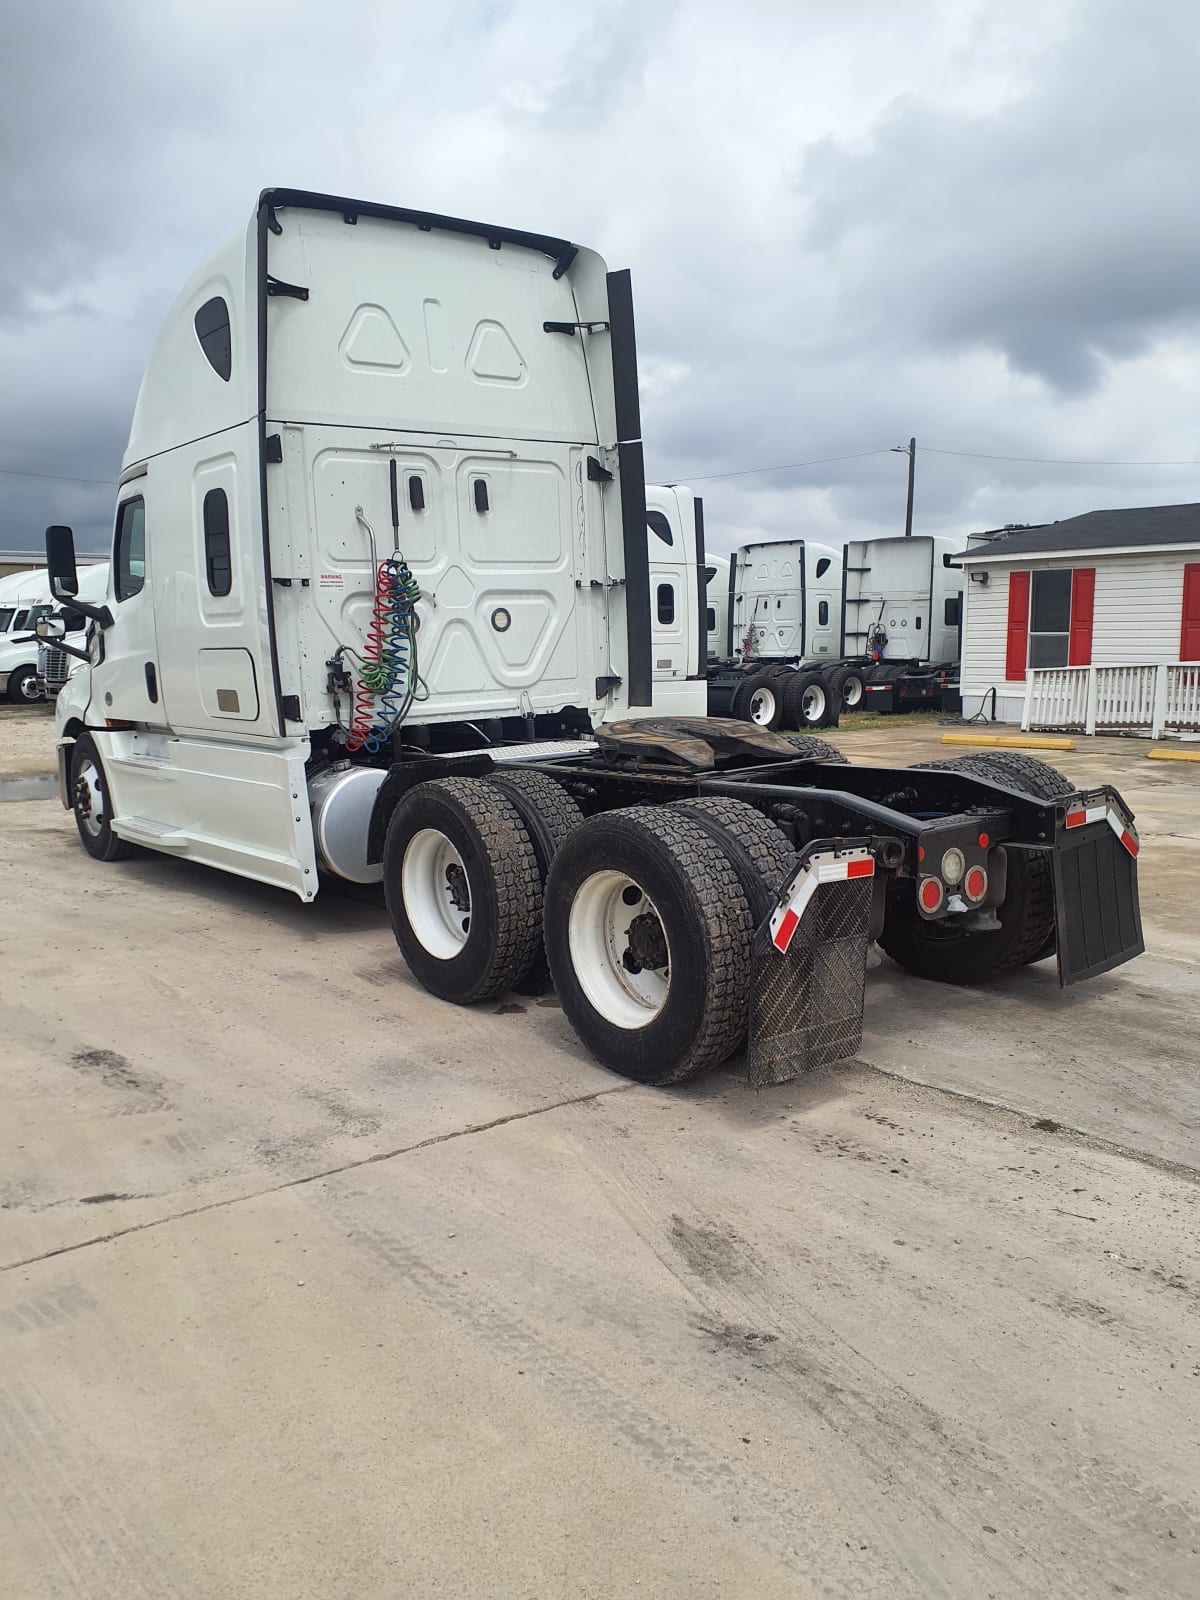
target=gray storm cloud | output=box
[2,0,1198,558]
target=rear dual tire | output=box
[879,751,1072,982]
[544,806,761,1084]
[730,670,785,730]
[384,777,542,1004]
[385,780,798,1086]
[783,669,843,730]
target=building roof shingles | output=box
[959,502,1200,561]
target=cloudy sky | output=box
[3,0,1199,557]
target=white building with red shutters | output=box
[956,504,1200,737]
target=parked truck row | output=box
[643,488,968,732]
[37,187,1143,1088]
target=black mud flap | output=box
[747,846,874,1087]
[1053,822,1144,985]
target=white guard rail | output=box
[1024,662,1200,737]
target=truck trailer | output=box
[39,188,1144,1087]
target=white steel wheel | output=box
[801,682,827,723]
[748,684,779,727]
[841,671,864,709]
[568,869,670,1030]
[401,827,472,959]
[74,754,105,838]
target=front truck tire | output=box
[6,665,43,704]
[71,734,135,862]
[544,807,754,1085]
[383,777,541,1004]
[879,751,1072,982]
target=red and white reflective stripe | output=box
[769,850,874,954]
[1065,803,1139,857]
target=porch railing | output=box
[1024,661,1200,737]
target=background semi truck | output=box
[0,563,110,702]
[645,495,844,730]
[836,532,965,713]
[40,186,1144,1088]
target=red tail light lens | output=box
[918,877,944,913]
[964,865,988,902]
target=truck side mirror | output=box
[35,614,67,642]
[46,525,79,599]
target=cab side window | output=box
[115,498,146,601]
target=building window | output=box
[204,489,232,596]
[114,498,146,601]
[194,297,232,381]
[1029,569,1072,667]
[647,511,673,546]
[656,583,675,624]
[818,600,829,626]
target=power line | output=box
[685,449,895,482]
[921,445,1200,467]
[5,441,1200,493]
[0,465,116,486]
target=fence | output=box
[1024,662,1200,737]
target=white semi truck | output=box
[831,533,965,713]
[646,500,842,731]
[0,563,110,702]
[710,537,845,730]
[40,187,1144,1087]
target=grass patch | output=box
[828,709,948,733]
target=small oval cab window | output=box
[491,607,511,633]
[195,296,232,381]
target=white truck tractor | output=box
[704,554,730,660]
[709,536,845,730]
[40,187,1144,1088]
[832,533,965,714]
[0,563,110,702]
[645,502,843,732]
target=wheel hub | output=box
[74,763,104,836]
[445,861,470,913]
[623,909,669,974]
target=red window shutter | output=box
[1068,567,1095,665]
[1182,564,1200,661]
[1005,571,1030,681]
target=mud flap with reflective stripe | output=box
[748,844,874,1087]
[1053,820,1144,985]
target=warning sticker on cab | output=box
[318,573,344,588]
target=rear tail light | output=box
[940,847,965,884]
[964,865,988,902]
[918,876,944,913]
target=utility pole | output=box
[891,436,916,536]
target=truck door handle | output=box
[145,662,159,704]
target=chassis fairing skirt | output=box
[1053,824,1144,984]
[748,875,873,1086]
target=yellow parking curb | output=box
[1147,746,1200,762]
[940,733,1076,751]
